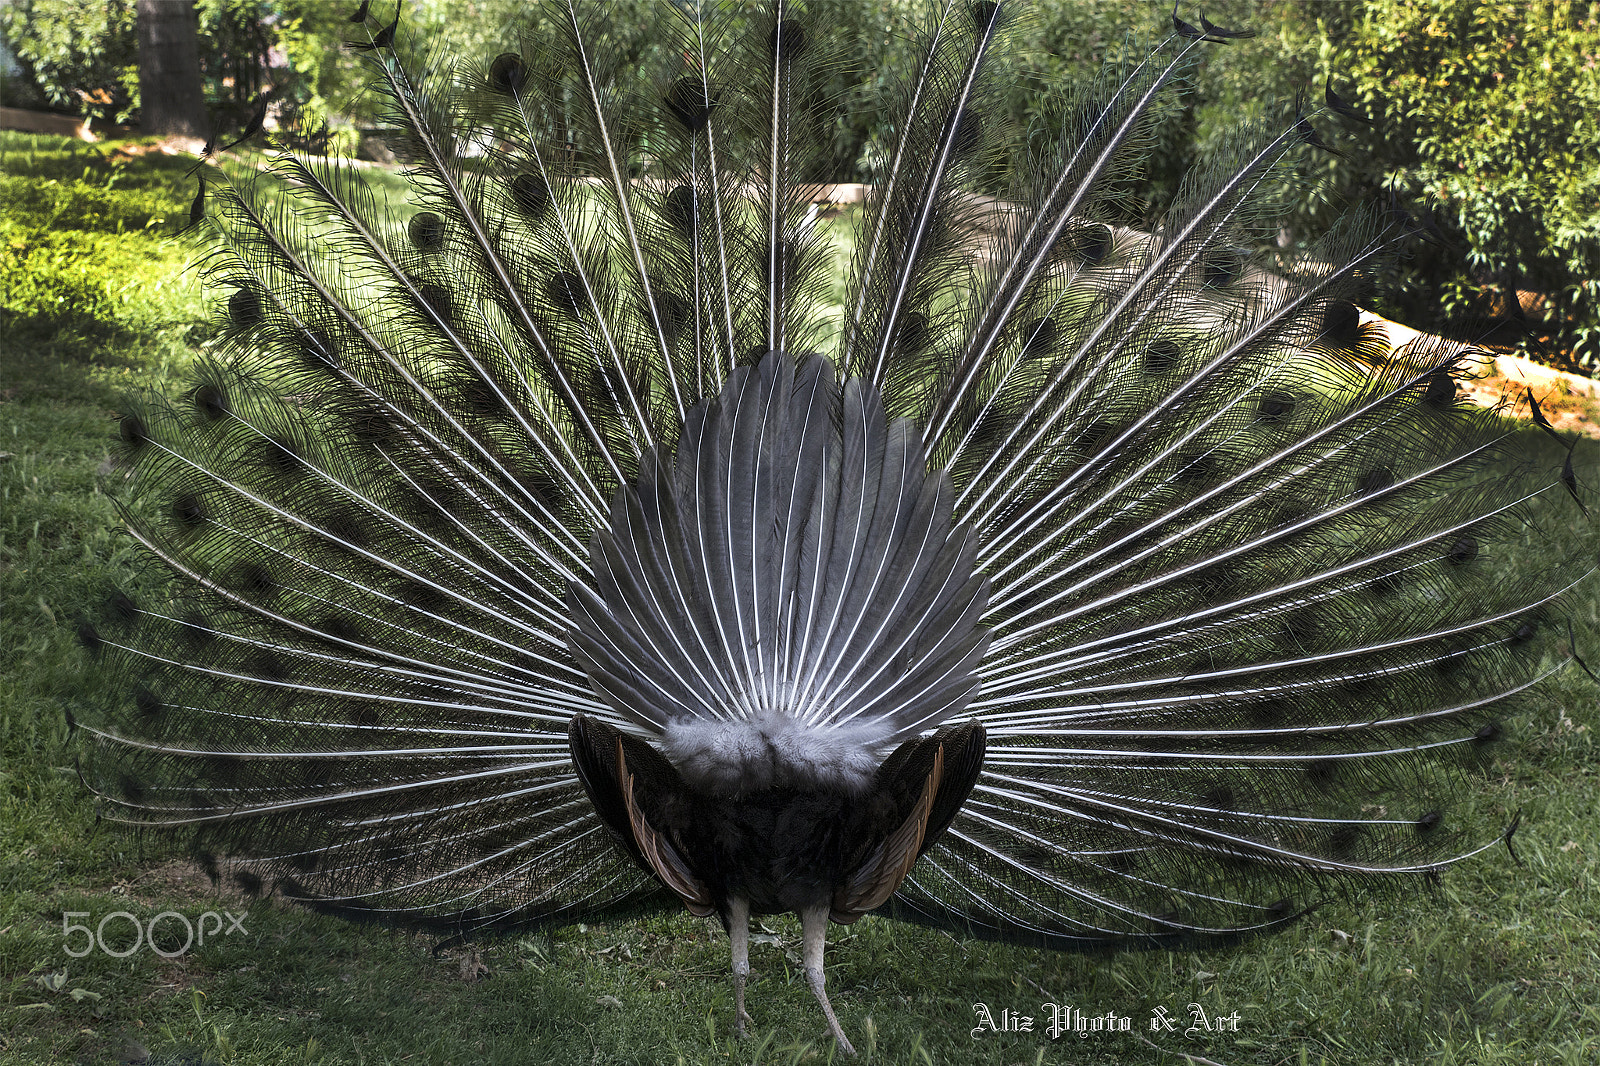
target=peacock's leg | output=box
[727,896,754,1036]
[800,904,856,1056]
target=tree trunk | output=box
[136,0,206,138]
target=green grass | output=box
[3,129,1599,1066]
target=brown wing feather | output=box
[832,746,944,922]
[618,738,716,917]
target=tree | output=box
[1335,0,1600,370]
[0,1,138,123]
[136,0,206,137]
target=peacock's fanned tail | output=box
[77,0,1591,950]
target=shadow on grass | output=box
[0,310,200,410]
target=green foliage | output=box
[1335,0,1600,369]
[0,0,137,123]
[217,1,374,138]
[1184,0,1600,371]
[0,1,379,136]
[8,1,1595,368]
[986,1,1200,220]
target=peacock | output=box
[74,0,1594,1054]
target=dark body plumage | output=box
[76,0,1591,1053]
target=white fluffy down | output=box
[660,713,894,796]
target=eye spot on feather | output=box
[666,77,716,132]
[319,613,364,647]
[1256,390,1297,424]
[416,281,453,324]
[206,753,243,788]
[547,272,586,318]
[76,622,103,654]
[1305,758,1339,790]
[1057,223,1112,267]
[118,413,148,448]
[408,211,446,252]
[1265,898,1296,920]
[1078,420,1119,456]
[664,185,697,238]
[488,52,527,95]
[650,286,690,346]
[893,310,929,356]
[1508,617,1540,645]
[1247,699,1286,727]
[134,686,164,720]
[1445,535,1478,565]
[228,287,262,329]
[1143,338,1182,378]
[1474,720,1504,746]
[1327,824,1363,859]
[769,18,808,57]
[1201,250,1242,289]
[1423,368,1457,407]
[1432,641,1472,679]
[249,651,290,684]
[401,580,449,619]
[110,591,142,624]
[594,356,653,401]
[1318,301,1361,350]
[171,492,207,532]
[347,699,383,729]
[289,850,323,874]
[346,405,399,448]
[943,106,984,158]
[179,612,214,649]
[1020,317,1056,359]
[230,561,277,601]
[1341,674,1380,702]
[410,476,464,529]
[321,507,371,551]
[118,773,145,804]
[300,328,341,372]
[1268,495,1312,530]
[510,173,550,222]
[449,373,505,417]
[1173,450,1217,487]
[1366,568,1406,597]
[1200,783,1234,812]
[192,383,230,421]
[1274,608,1319,648]
[1148,905,1183,929]
[1357,465,1395,496]
[255,435,302,479]
[1415,810,1442,833]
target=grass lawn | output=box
[2,130,1598,1066]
